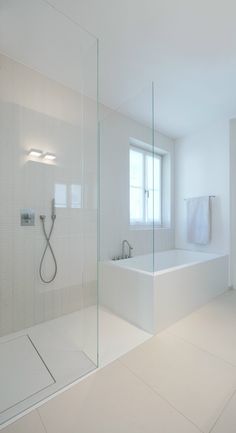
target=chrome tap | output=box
[122,240,133,259]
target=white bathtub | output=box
[100,249,229,334]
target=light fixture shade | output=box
[28,149,43,157]
[44,153,56,161]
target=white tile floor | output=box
[3,289,236,433]
[121,332,236,432]
[167,289,236,366]
[0,306,151,426]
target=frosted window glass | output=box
[130,147,162,225]
[130,149,143,187]
[130,149,144,222]
[130,186,143,222]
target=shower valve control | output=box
[20,209,35,226]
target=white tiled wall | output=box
[0,53,98,336]
[0,51,174,338]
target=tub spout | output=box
[122,240,133,259]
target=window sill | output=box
[129,224,171,231]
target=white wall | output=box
[175,120,230,255]
[0,53,98,336]
[100,108,175,261]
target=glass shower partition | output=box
[99,83,156,353]
[0,0,99,424]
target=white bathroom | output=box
[1,1,236,433]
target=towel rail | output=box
[184,195,215,201]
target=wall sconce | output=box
[44,153,56,161]
[28,149,43,158]
[28,149,56,162]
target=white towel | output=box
[186,196,211,245]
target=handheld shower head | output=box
[51,198,56,219]
[39,198,57,283]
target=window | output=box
[130,147,162,226]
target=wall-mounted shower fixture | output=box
[39,198,57,283]
[20,209,35,226]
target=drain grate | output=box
[0,334,55,415]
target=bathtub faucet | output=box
[122,240,133,259]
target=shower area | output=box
[0,0,99,424]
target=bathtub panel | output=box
[100,251,229,336]
[153,255,229,333]
[100,263,154,333]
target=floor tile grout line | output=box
[118,359,204,433]
[3,292,236,431]
[2,306,149,427]
[139,325,236,370]
[37,409,49,433]
[1,363,100,431]
[120,324,236,433]
[208,389,236,433]
[180,290,236,319]
[155,290,235,335]
[165,329,236,369]
[133,328,236,375]
[124,328,236,431]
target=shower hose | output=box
[39,214,57,283]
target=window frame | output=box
[129,144,163,228]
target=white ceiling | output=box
[1,0,236,138]
[49,0,236,138]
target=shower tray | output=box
[0,335,55,418]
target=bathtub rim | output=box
[101,249,228,277]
